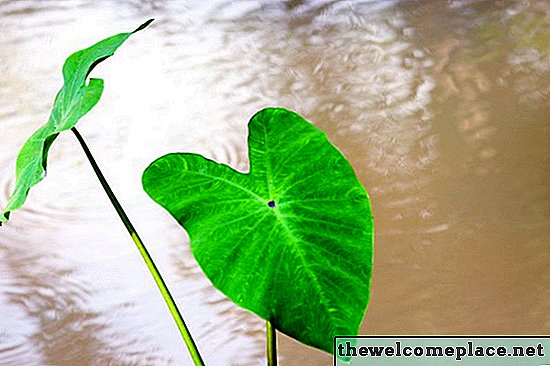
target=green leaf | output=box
[0,19,153,225]
[142,107,374,354]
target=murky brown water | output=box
[0,0,549,365]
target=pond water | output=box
[0,0,549,365]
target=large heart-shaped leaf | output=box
[0,19,153,224]
[142,107,374,353]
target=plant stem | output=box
[267,320,277,366]
[71,127,205,366]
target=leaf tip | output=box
[0,212,9,226]
[133,19,154,34]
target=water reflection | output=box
[363,0,550,335]
[0,234,165,365]
[0,0,549,365]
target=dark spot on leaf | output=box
[268,200,276,208]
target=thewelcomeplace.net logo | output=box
[334,336,550,365]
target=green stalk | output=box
[71,127,205,366]
[267,320,277,366]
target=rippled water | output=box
[0,1,549,365]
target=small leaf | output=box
[0,19,153,224]
[142,108,374,354]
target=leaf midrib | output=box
[272,208,334,332]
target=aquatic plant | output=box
[0,20,205,365]
[143,107,374,363]
[1,19,374,365]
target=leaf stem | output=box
[267,320,277,366]
[71,127,205,366]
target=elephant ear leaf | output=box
[142,107,374,354]
[0,19,153,225]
